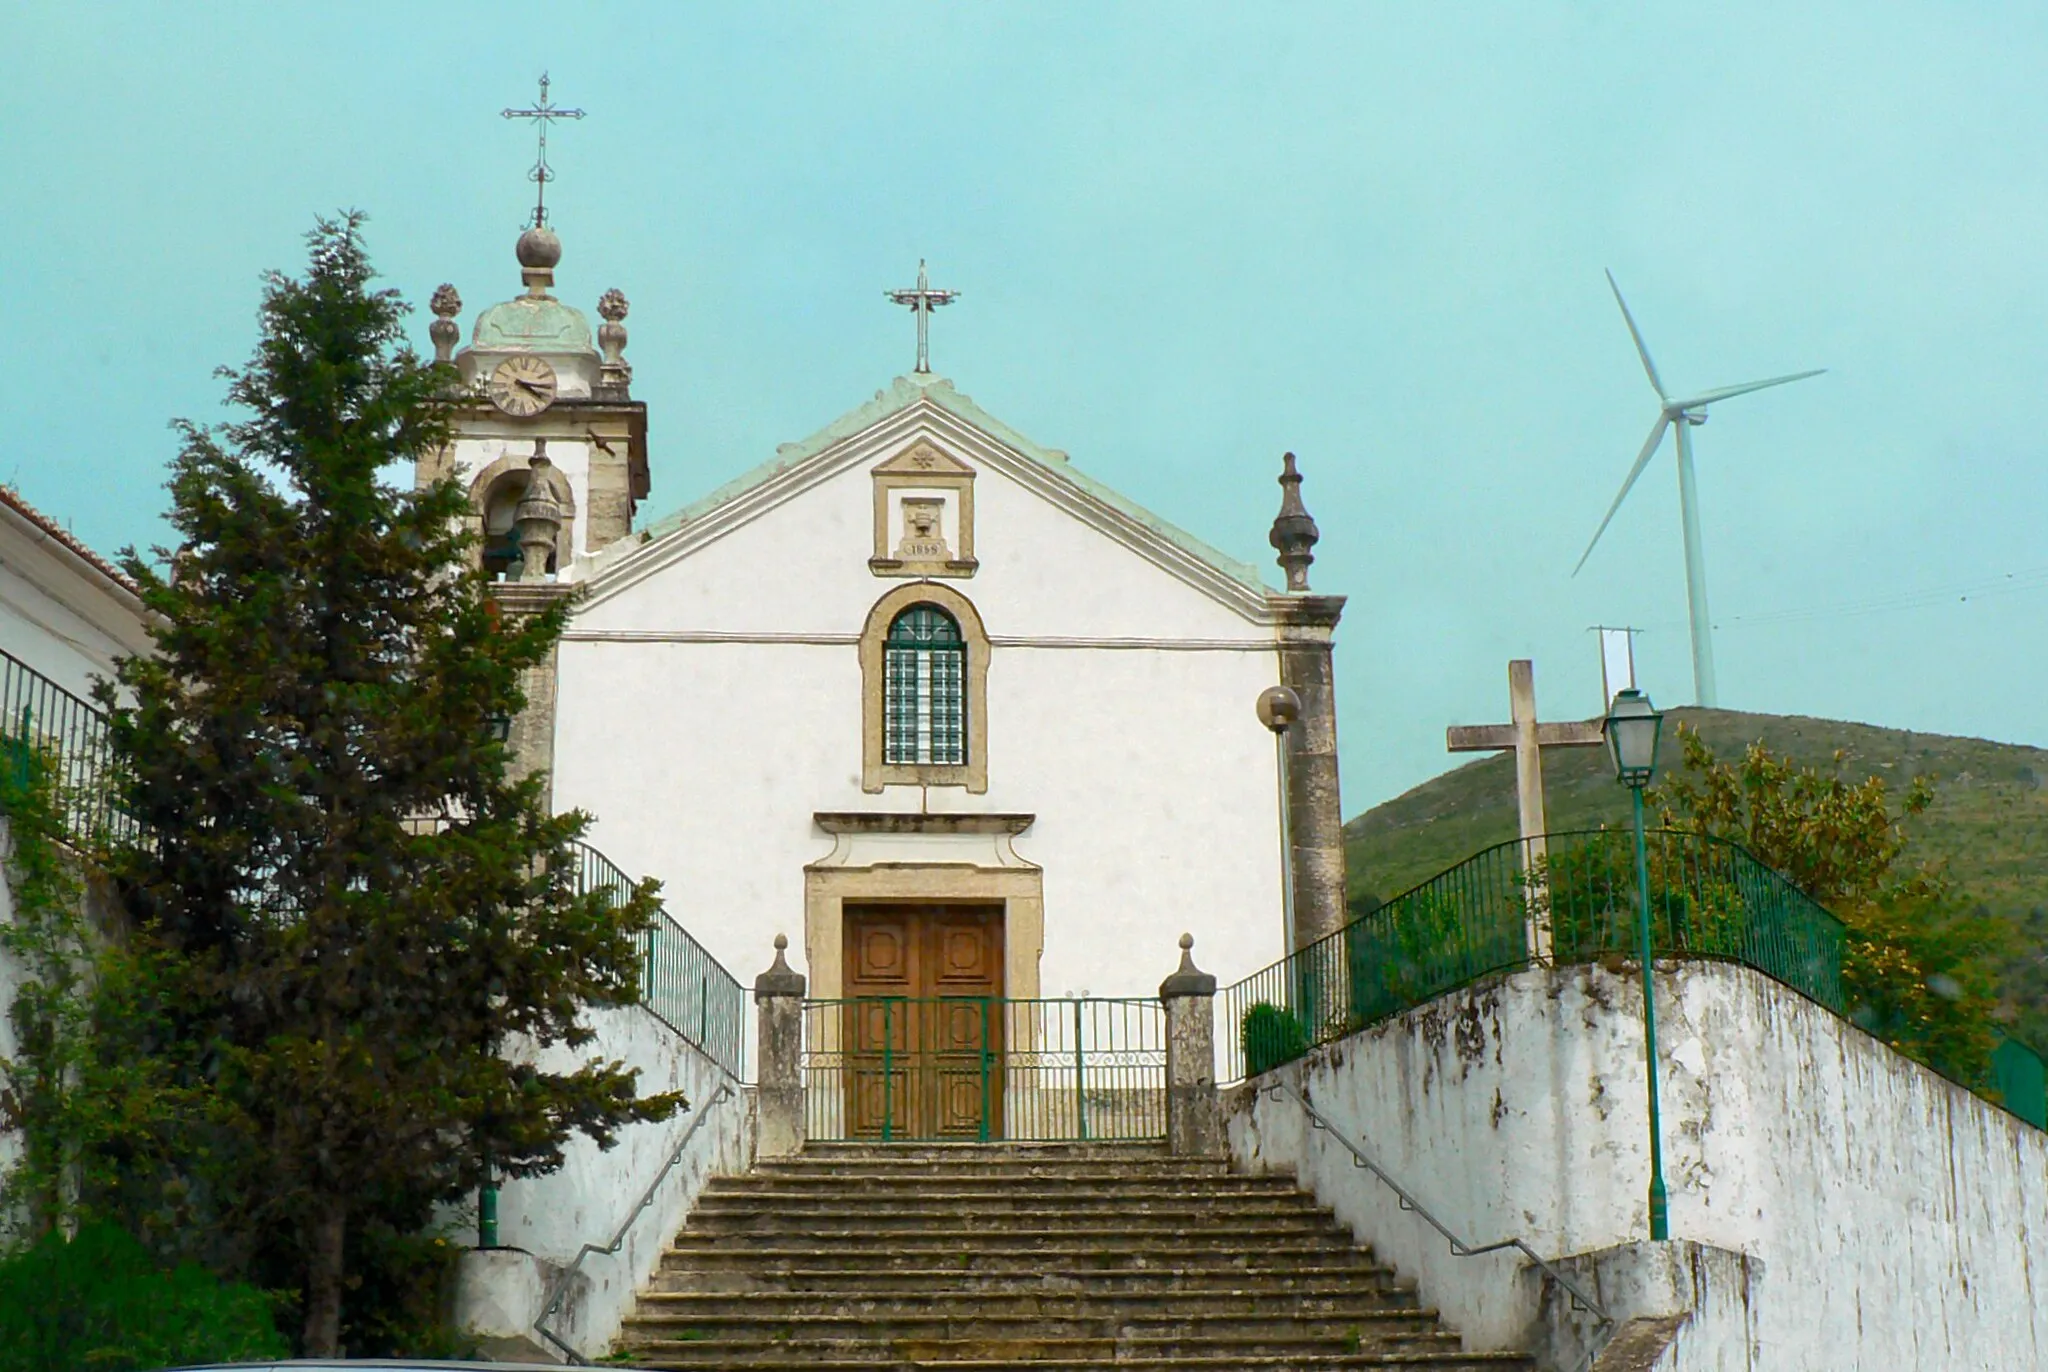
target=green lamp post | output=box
[1603,687,1668,1242]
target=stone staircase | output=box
[617,1141,1532,1370]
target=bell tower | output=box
[416,225,648,580]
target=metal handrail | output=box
[533,1077,742,1364]
[566,839,746,1077]
[1264,1078,1616,1372]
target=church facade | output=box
[420,228,1349,1006]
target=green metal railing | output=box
[0,648,745,1077]
[802,996,1166,1142]
[567,840,745,1078]
[1,648,135,849]
[1221,828,1849,1084]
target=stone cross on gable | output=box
[1447,659,1603,959]
[885,259,959,375]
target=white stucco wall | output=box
[0,499,150,701]
[551,422,1295,1008]
[484,1004,751,1360]
[1225,962,2048,1371]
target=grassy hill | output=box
[1343,708,2048,1041]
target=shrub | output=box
[1241,1002,1309,1077]
[0,1222,288,1372]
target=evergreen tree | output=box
[98,215,681,1354]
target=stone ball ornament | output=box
[1256,684,1303,734]
[516,225,563,269]
[597,288,630,322]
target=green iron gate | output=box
[801,996,1166,1142]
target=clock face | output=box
[488,355,558,417]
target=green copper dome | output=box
[471,294,594,353]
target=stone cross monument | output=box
[1446,658,1603,959]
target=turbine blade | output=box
[1606,269,1667,400]
[1573,414,1671,576]
[1674,369,1826,409]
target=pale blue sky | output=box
[6,3,2044,811]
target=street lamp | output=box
[1603,686,1668,1242]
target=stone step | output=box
[670,1214,1349,1239]
[622,1309,1447,1341]
[647,1263,1404,1296]
[633,1288,1424,1319]
[624,1143,1528,1368]
[658,1246,1390,1275]
[661,1235,1360,1263]
[618,1331,1482,1365]
[793,1143,1175,1162]
[619,1358,1528,1371]
[715,1176,1306,1201]
[692,1189,1324,1213]
[679,1209,1346,1238]
[747,1164,1234,1185]
[709,1174,1309,1196]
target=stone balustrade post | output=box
[1160,933,1223,1159]
[754,934,807,1160]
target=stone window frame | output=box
[860,582,990,794]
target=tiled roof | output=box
[0,485,139,595]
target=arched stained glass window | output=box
[884,605,965,765]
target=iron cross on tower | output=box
[886,260,959,374]
[502,73,585,228]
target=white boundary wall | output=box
[1224,962,2048,1370]
[457,1005,753,1361]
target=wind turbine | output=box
[1574,271,1823,708]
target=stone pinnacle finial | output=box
[596,288,632,397]
[429,284,462,363]
[1269,451,1320,593]
[756,932,806,998]
[1160,931,1216,999]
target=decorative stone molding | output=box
[857,582,991,794]
[595,289,632,399]
[869,440,977,578]
[430,284,462,364]
[800,864,1044,1006]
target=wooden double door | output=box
[843,903,1005,1140]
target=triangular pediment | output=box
[577,374,1280,620]
[872,439,975,478]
